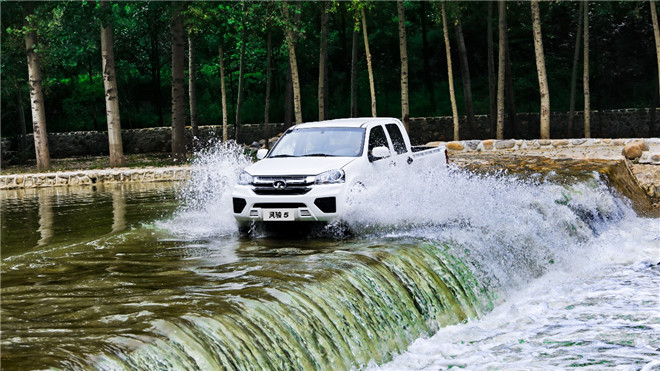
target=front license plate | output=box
[262,209,295,221]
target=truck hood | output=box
[244,157,356,177]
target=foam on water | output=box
[372,216,660,370]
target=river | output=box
[1,144,658,370]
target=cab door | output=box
[384,123,413,167]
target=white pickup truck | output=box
[232,117,447,230]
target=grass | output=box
[0,153,187,176]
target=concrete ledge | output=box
[0,166,192,190]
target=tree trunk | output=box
[441,2,460,141]
[583,0,590,138]
[318,2,329,121]
[87,55,99,131]
[235,25,246,140]
[24,16,50,170]
[219,44,228,142]
[531,1,550,140]
[284,65,293,126]
[361,7,377,117]
[455,18,475,138]
[504,28,517,138]
[487,1,497,138]
[264,29,272,148]
[568,1,584,138]
[651,74,658,137]
[188,35,199,140]
[171,6,186,161]
[397,0,410,133]
[148,19,164,127]
[16,87,28,153]
[420,1,436,112]
[100,4,125,167]
[496,0,506,140]
[283,5,303,124]
[350,30,359,117]
[651,1,660,97]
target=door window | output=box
[386,123,407,155]
[368,125,390,161]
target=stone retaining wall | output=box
[0,166,192,190]
[2,109,657,163]
[408,108,657,144]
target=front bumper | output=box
[232,183,347,223]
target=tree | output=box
[24,4,51,170]
[397,0,409,132]
[188,34,199,139]
[171,4,186,161]
[219,44,229,142]
[318,1,329,121]
[100,1,124,167]
[583,0,591,138]
[531,0,550,139]
[282,3,303,124]
[568,2,584,138]
[454,14,475,138]
[487,1,497,138]
[264,29,272,147]
[651,1,660,96]
[361,6,377,117]
[235,8,247,139]
[350,28,359,117]
[440,2,460,141]
[496,0,506,140]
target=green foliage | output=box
[1,0,656,139]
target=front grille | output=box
[253,203,306,209]
[253,188,311,195]
[252,176,314,196]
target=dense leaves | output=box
[1,1,656,138]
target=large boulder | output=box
[622,140,649,160]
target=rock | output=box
[552,139,569,147]
[538,139,552,146]
[622,140,649,160]
[570,139,587,146]
[446,141,464,151]
[495,140,515,150]
[481,140,494,150]
[425,141,443,147]
[465,140,480,151]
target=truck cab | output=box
[232,118,446,230]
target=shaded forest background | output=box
[1,1,657,140]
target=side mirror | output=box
[371,146,390,160]
[256,148,268,160]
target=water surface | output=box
[2,145,658,370]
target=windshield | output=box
[268,127,366,158]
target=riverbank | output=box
[1,138,658,214]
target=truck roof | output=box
[291,117,402,129]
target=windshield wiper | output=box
[301,153,337,157]
[268,154,297,158]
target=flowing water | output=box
[1,143,658,370]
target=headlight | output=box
[314,169,345,184]
[237,171,253,185]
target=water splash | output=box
[158,141,252,238]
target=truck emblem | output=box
[273,180,286,190]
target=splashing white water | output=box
[371,216,660,370]
[158,141,252,238]
[342,164,631,293]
